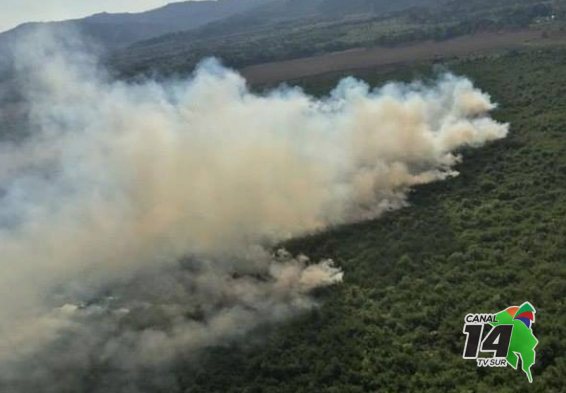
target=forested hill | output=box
[0,0,269,49]
[0,0,435,51]
[0,0,558,77]
[113,0,558,77]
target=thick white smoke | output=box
[0,31,508,392]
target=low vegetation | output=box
[113,0,563,77]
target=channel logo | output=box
[462,302,538,382]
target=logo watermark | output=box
[462,302,538,383]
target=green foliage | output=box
[170,48,566,392]
[113,0,562,78]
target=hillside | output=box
[0,0,558,77]
[157,48,565,392]
[0,0,268,49]
[112,0,557,76]
[0,0,434,56]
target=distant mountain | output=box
[0,0,269,49]
[0,0,548,77]
[0,0,270,131]
[112,0,439,74]
[1,0,435,54]
[168,0,438,36]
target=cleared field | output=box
[241,29,566,84]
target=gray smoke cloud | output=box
[0,30,508,392]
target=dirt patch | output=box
[241,29,566,84]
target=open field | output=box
[241,29,566,84]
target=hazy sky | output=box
[0,1,183,33]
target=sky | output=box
[0,1,184,33]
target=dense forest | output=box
[1,2,565,392]
[154,47,566,392]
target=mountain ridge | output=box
[0,0,270,49]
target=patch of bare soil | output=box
[241,29,566,84]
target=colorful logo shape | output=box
[493,302,538,382]
[507,303,535,329]
[462,301,538,383]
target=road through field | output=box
[241,29,566,84]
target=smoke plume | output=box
[0,31,508,392]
